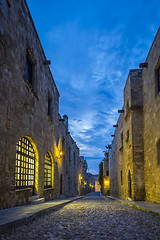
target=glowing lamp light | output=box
[104,180,109,185]
[59,151,63,157]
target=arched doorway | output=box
[60,174,63,195]
[15,137,37,195]
[128,170,132,199]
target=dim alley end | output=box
[1,194,160,240]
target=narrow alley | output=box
[1,193,160,240]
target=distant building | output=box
[103,154,109,195]
[95,180,101,192]
[109,28,160,203]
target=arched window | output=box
[44,152,52,188]
[15,137,35,188]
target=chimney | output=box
[63,114,68,131]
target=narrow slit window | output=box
[26,54,33,86]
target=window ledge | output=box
[23,75,39,101]
[47,114,54,125]
[16,187,32,192]
[119,146,123,151]
[44,187,54,191]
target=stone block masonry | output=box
[109,27,160,203]
[0,0,80,209]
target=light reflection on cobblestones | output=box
[1,194,160,239]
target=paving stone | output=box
[1,194,160,239]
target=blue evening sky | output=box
[27,0,160,174]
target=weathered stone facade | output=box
[103,155,109,195]
[109,28,160,203]
[78,156,94,195]
[109,70,145,201]
[142,28,160,203]
[0,0,80,209]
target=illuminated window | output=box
[157,139,160,165]
[26,53,33,86]
[15,137,35,188]
[44,152,52,188]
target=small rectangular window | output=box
[69,146,71,161]
[73,152,76,165]
[155,60,160,96]
[126,130,129,143]
[26,54,33,86]
[121,131,123,146]
[106,171,109,176]
[48,97,51,116]
[157,66,160,93]
[157,140,160,165]
[121,170,123,185]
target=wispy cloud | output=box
[45,20,153,164]
[28,0,160,172]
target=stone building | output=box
[0,0,80,209]
[78,156,93,195]
[109,70,145,201]
[103,154,109,195]
[109,28,160,203]
[142,28,160,203]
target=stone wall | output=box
[143,28,160,203]
[109,70,144,201]
[0,0,80,209]
[103,156,109,195]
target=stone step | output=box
[31,197,45,204]
[31,195,39,201]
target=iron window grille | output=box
[15,137,35,188]
[44,152,52,188]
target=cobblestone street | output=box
[1,193,160,240]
